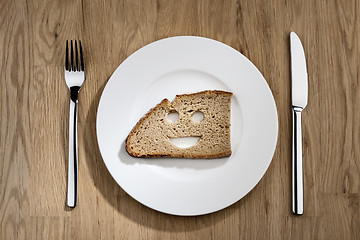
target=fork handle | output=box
[292,106,304,215]
[67,87,79,208]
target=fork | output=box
[65,40,85,208]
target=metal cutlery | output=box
[64,40,85,208]
[290,32,308,215]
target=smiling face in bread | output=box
[125,90,232,159]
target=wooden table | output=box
[1,0,359,239]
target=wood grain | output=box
[1,0,359,239]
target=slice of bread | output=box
[125,90,233,158]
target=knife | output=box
[290,32,308,215]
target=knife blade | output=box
[291,32,308,108]
[290,32,308,215]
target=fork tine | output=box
[79,40,84,71]
[70,40,74,71]
[65,40,69,70]
[75,40,79,71]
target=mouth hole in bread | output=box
[166,110,179,123]
[191,111,204,122]
[169,137,201,149]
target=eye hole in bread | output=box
[166,110,179,123]
[191,111,204,123]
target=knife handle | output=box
[292,106,304,215]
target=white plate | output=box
[96,36,278,216]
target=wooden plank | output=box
[0,0,32,239]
